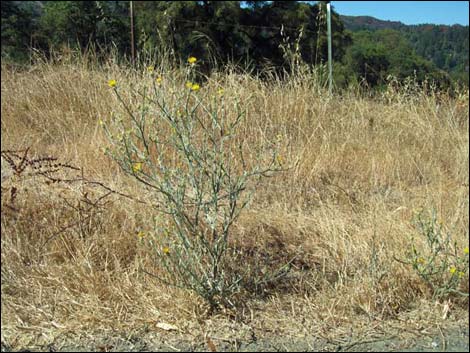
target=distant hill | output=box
[340,15,469,85]
[340,15,406,31]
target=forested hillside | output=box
[341,15,469,85]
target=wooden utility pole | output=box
[130,1,135,65]
[326,1,333,93]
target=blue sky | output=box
[330,1,469,26]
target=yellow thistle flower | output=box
[186,81,193,89]
[137,231,145,239]
[217,88,224,96]
[108,79,117,88]
[458,271,465,278]
[188,56,197,64]
[191,83,200,92]
[464,247,469,255]
[450,266,457,275]
[417,257,426,265]
[162,246,170,255]
[132,162,143,173]
[156,76,163,85]
[147,65,154,73]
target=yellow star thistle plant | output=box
[103,69,285,311]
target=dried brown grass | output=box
[1,56,468,351]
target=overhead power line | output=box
[170,18,322,35]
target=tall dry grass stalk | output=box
[1,54,468,350]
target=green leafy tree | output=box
[94,1,130,54]
[342,30,451,88]
[39,1,101,49]
[38,1,130,56]
[134,1,351,73]
[348,41,390,86]
[1,1,37,61]
[135,1,248,69]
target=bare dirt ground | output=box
[2,316,468,352]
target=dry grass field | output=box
[1,55,469,351]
